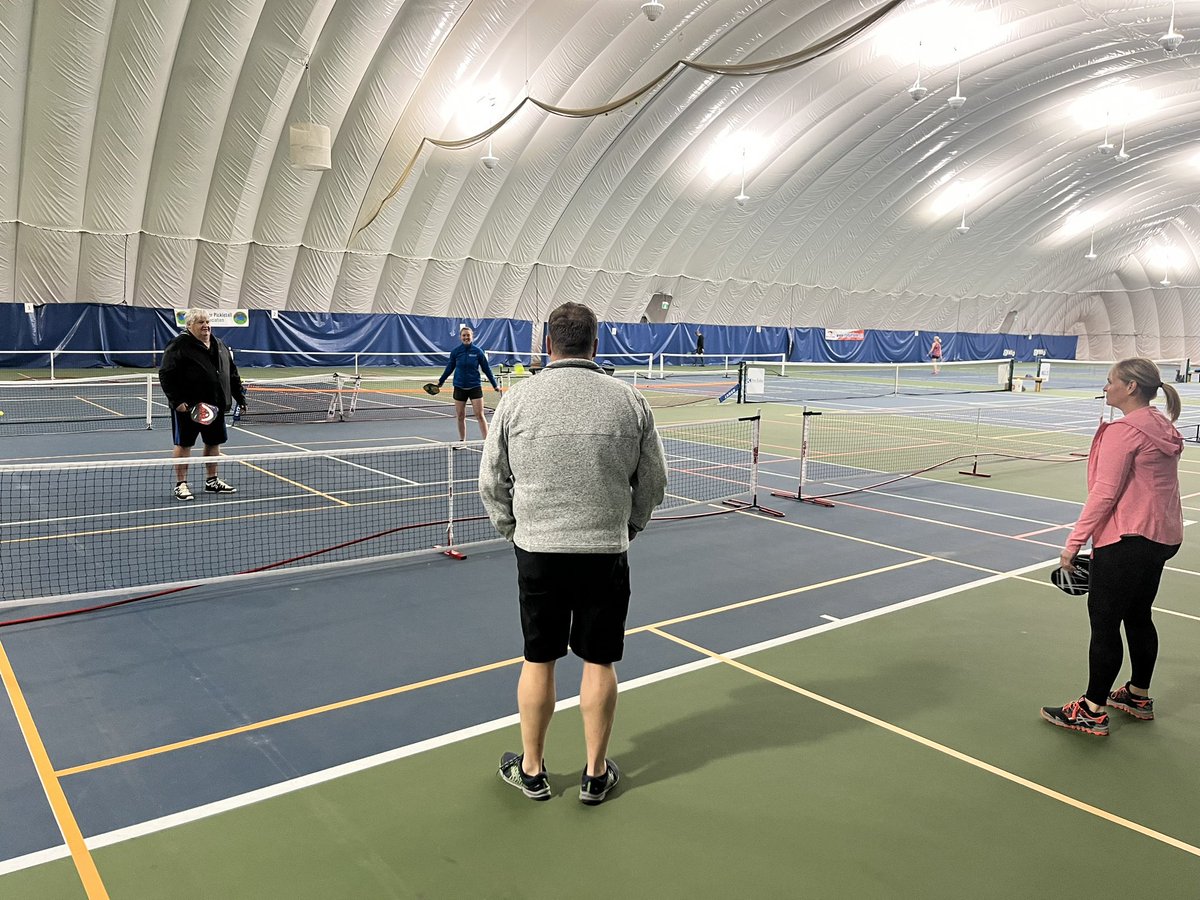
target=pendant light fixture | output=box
[947,50,966,109]
[734,144,749,208]
[1160,0,1183,52]
[909,42,928,102]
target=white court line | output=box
[0,556,1062,877]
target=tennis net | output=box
[772,399,1108,503]
[738,359,1015,403]
[1,417,771,609]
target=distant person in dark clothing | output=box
[158,310,246,501]
[437,325,501,441]
[694,328,705,366]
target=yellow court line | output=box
[235,459,352,507]
[645,626,1200,860]
[627,557,930,631]
[76,397,124,418]
[750,511,1042,581]
[0,640,110,898]
[56,557,941,776]
[55,655,523,777]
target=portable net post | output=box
[956,407,992,478]
[770,408,834,507]
[439,443,467,559]
[718,415,785,517]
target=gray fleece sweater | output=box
[478,358,668,553]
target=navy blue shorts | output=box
[171,408,228,448]
[514,546,630,664]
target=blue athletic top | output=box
[438,343,498,390]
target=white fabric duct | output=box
[0,1,34,225]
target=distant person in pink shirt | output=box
[1041,357,1183,736]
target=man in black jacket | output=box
[158,310,247,501]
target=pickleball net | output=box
[738,358,1015,403]
[0,372,506,434]
[1,416,773,612]
[1035,358,1190,389]
[771,399,1112,504]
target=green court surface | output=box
[4,565,1199,899]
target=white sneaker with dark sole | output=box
[173,482,194,502]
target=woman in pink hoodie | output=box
[1041,358,1184,736]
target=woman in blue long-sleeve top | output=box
[437,325,501,440]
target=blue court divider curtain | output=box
[594,320,1076,365]
[0,302,1075,368]
[0,303,532,369]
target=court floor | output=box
[1,393,1198,898]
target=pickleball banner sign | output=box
[174,310,251,328]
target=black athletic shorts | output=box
[171,408,228,448]
[514,546,630,664]
[453,385,483,402]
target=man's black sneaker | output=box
[204,477,237,494]
[1040,697,1109,736]
[498,752,550,800]
[1109,683,1154,720]
[579,759,620,805]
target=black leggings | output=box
[1085,536,1179,706]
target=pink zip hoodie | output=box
[1066,406,1184,554]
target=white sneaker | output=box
[173,482,194,502]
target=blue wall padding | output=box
[0,303,1075,368]
[0,304,531,369]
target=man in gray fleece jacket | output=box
[480,302,668,805]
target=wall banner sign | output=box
[174,309,250,328]
[824,328,865,341]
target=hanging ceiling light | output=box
[909,41,928,102]
[1116,123,1130,161]
[955,207,970,235]
[480,97,499,169]
[481,136,499,169]
[1160,267,1172,286]
[641,0,664,21]
[1084,230,1098,260]
[1098,112,1115,154]
[734,144,750,208]
[947,50,966,109]
[1160,0,1183,52]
